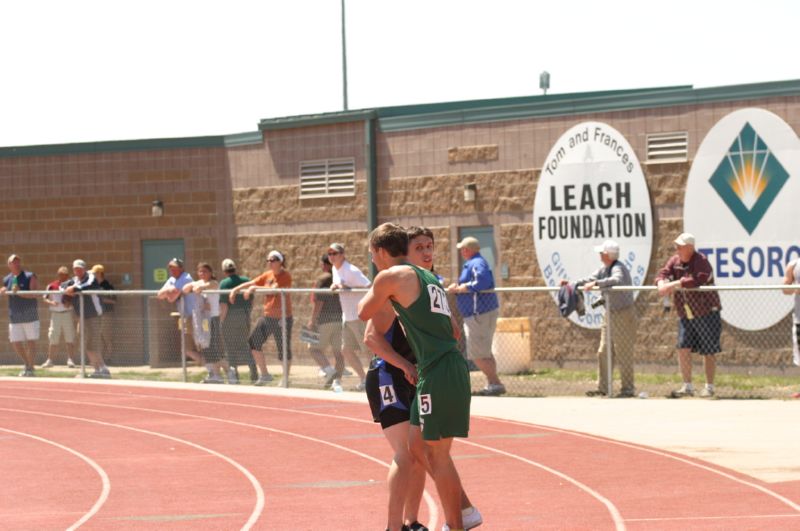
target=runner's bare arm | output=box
[364,311,418,385]
[358,271,395,321]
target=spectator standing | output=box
[42,266,76,368]
[156,258,202,365]
[328,242,371,390]
[63,259,110,378]
[1,254,40,376]
[184,262,232,384]
[656,233,722,398]
[782,258,800,399]
[91,264,116,364]
[447,236,506,396]
[230,250,293,386]
[307,253,345,388]
[564,240,638,397]
[219,258,257,383]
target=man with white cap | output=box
[63,259,111,378]
[564,240,637,397]
[327,242,371,390]
[447,236,506,396]
[1,254,40,376]
[656,232,722,398]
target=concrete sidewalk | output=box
[470,396,800,484]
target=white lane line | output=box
[626,513,800,522]
[0,407,265,531]
[0,426,111,531]
[475,416,800,513]
[0,395,439,531]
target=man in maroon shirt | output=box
[656,233,722,398]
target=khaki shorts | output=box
[48,311,75,345]
[79,317,102,353]
[342,319,369,353]
[463,308,498,360]
[316,321,342,353]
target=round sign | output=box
[684,108,800,331]
[534,122,653,328]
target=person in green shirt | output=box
[359,223,471,531]
[219,259,257,383]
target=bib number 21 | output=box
[428,285,451,316]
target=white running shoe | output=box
[354,380,366,392]
[67,358,76,368]
[321,366,336,386]
[463,506,483,529]
[254,374,274,386]
[227,367,239,384]
[41,359,54,369]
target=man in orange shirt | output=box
[230,250,293,386]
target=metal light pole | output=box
[341,0,349,110]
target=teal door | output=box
[142,240,185,363]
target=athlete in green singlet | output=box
[359,223,471,531]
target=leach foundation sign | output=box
[535,122,653,328]
[685,108,800,331]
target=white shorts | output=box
[9,321,40,343]
[48,311,76,345]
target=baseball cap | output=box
[91,264,105,274]
[593,240,620,254]
[7,254,20,263]
[674,233,696,246]
[456,236,481,250]
[168,257,184,268]
[72,259,87,269]
[222,258,236,272]
[267,250,284,263]
[57,266,69,275]
[328,243,345,254]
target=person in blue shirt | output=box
[447,237,506,396]
[1,254,40,376]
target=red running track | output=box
[0,379,798,530]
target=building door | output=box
[142,240,185,364]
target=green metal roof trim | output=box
[259,109,376,131]
[0,130,263,159]
[377,79,800,132]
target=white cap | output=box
[674,232,696,246]
[267,250,284,263]
[72,259,87,269]
[221,258,236,271]
[456,236,481,250]
[593,240,620,254]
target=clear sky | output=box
[2,0,798,147]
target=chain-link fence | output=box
[1,286,798,398]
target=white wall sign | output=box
[685,108,800,331]
[534,122,653,328]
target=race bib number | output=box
[428,284,451,316]
[418,393,432,416]
[380,384,398,407]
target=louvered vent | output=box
[300,158,355,198]
[646,132,688,162]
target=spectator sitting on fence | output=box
[91,264,116,365]
[328,242,372,391]
[1,254,40,377]
[42,266,76,369]
[656,233,722,398]
[781,256,800,399]
[183,262,232,384]
[447,236,506,396]
[230,250,293,387]
[307,253,345,389]
[63,259,110,378]
[219,258,257,384]
[157,258,203,366]
[561,239,638,398]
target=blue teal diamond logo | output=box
[709,122,789,234]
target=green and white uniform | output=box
[391,263,471,440]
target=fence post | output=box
[603,288,613,397]
[179,296,187,383]
[79,292,86,378]
[280,290,288,388]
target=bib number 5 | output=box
[418,393,432,416]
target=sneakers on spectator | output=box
[700,386,715,398]
[462,506,483,529]
[354,380,367,392]
[791,391,800,399]
[254,374,274,386]
[203,374,225,384]
[19,369,35,377]
[342,368,353,376]
[321,366,337,386]
[41,359,54,369]
[330,379,343,393]
[67,358,76,368]
[669,385,694,398]
[227,368,239,384]
[404,522,429,531]
[100,367,112,378]
[585,389,606,397]
[474,383,506,396]
[278,377,289,387]
[615,389,636,398]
